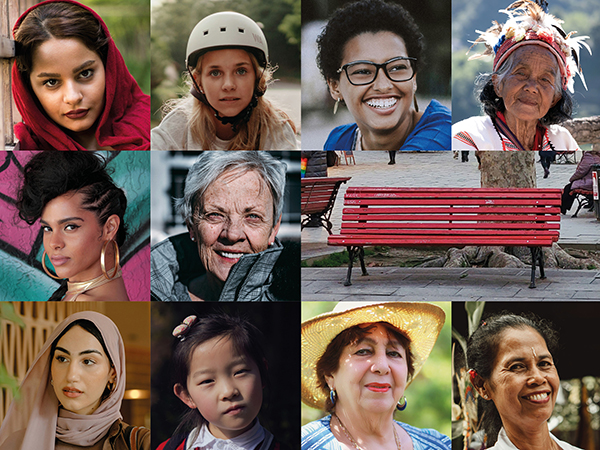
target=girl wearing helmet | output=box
[152,11,298,150]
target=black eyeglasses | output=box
[337,56,417,86]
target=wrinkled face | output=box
[483,327,560,433]
[325,323,408,415]
[41,191,106,282]
[29,38,106,134]
[494,46,561,126]
[51,326,115,415]
[197,49,257,118]
[190,169,280,284]
[328,31,416,138]
[176,336,263,440]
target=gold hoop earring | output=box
[41,251,63,280]
[100,240,120,280]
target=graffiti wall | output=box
[0,151,150,301]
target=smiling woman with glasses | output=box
[317,0,451,156]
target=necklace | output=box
[65,268,122,301]
[333,413,401,450]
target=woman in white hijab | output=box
[0,311,149,450]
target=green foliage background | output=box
[452,0,599,123]
[78,0,150,95]
[151,0,300,122]
[301,302,452,438]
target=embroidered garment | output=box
[12,0,150,150]
[452,115,580,151]
[323,99,451,151]
[301,416,450,450]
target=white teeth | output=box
[219,251,243,260]
[526,393,549,401]
[366,98,397,109]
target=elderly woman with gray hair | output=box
[452,0,590,152]
[150,151,298,301]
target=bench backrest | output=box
[340,187,561,238]
[301,177,351,215]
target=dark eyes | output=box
[42,224,80,232]
[354,348,401,357]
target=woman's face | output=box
[51,325,115,415]
[189,169,280,284]
[174,336,263,440]
[29,38,106,134]
[325,323,408,415]
[482,327,559,433]
[41,191,111,282]
[494,46,561,127]
[197,49,257,118]
[328,31,416,138]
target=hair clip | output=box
[468,368,477,384]
[173,315,197,341]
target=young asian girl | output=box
[156,314,290,450]
[151,12,298,150]
[12,0,150,150]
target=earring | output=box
[190,236,195,242]
[396,395,408,411]
[329,388,337,406]
[333,98,341,115]
[100,240,120,280]
[50,379,54,386]
[41,251,63,280]
[413,96,419,113]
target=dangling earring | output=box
[329,388,337,406]
[100,240,120,280]
[396,395,407,411]
[333,98,341,115]
[42,251,63,280]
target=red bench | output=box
[301,177,351,235]
[328,187,562,288]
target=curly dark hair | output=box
[316,322,415,413]
[316,0,425,83]
[466,312,560,445]
[14,1,109,78]
[16,151,128,246]
[476,51,573,125]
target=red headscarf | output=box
[11,0,150,150]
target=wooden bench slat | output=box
[342,206,560,214]
[329,236,557,246]
[341,213,560,223]
[339,222,560,230]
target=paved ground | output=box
[301,151,600,301]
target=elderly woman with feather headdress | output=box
[452,0,591,152]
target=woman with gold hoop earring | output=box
[17,152,130,301]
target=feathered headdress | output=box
[468,0,591,93]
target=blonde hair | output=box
[165,51,296,150]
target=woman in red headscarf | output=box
[12,0,150,150]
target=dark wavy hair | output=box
[170,314,269,437]
[476,51,573,126]
[466,312,560,445]
[14,2,109,82]
[317,0,425,83]
[16,152,128,300]
[316,322,414,413]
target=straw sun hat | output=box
[301,301,445,411]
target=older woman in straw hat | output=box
[301,302,450,450]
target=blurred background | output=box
[301,0,451,150]
[452,0,599,126]
[301,301,452,439]
[150,0,301,130]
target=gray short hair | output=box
[176,151,287,227]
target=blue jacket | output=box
[323,99,451,151]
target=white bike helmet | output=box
[186,11,269,70]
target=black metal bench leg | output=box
[529,247,537,289]
[358,247,368,276]
[344,246,355,286]
[538,248,546,280]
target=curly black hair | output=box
[16,151,128,247]
[466,312,560,446]
[317,0,425,82]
